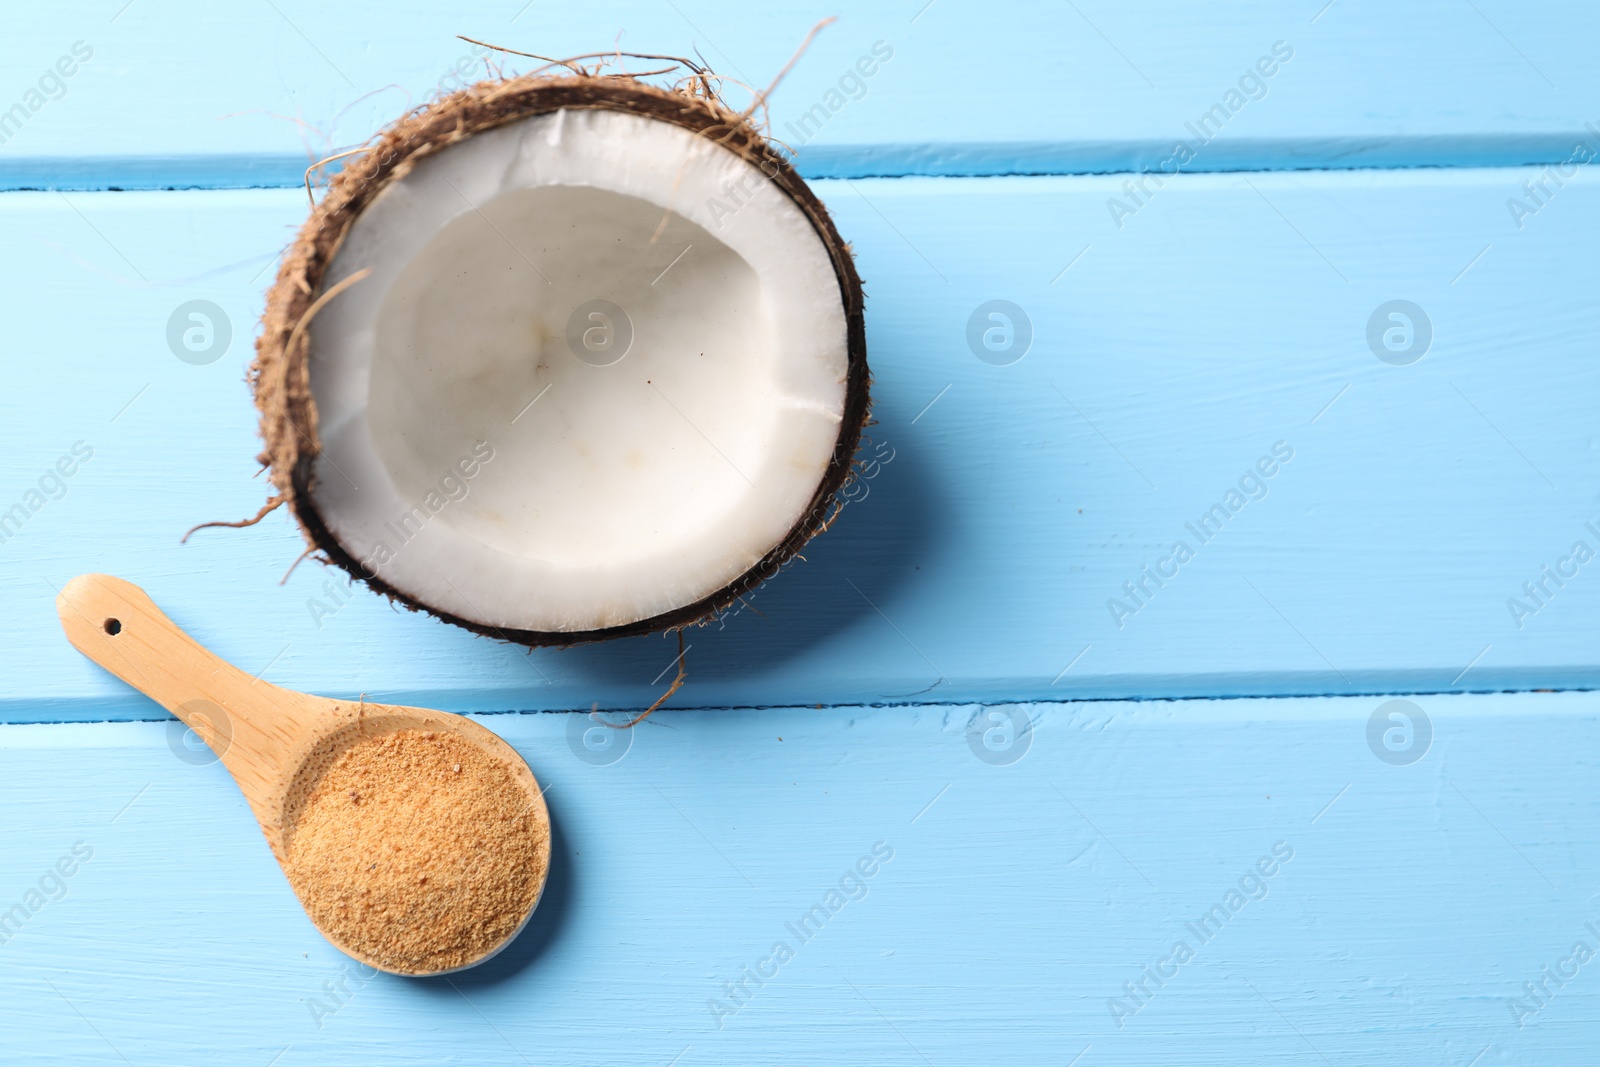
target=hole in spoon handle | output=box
[54,573,257,720]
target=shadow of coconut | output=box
[546,436,941,706]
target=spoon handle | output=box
[55,573,302,778]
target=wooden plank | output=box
[0,692,1594,1063]
[1,1,1596,184]
[2,167,1598,719]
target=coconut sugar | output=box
[283,728,548,974]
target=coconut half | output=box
[253,78,869,644]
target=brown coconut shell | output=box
[251,74,871,646]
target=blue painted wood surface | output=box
[2,694,1597,1065]
[2,169,1599,717]
[4,2,1600,1064]
[3,1,1599,185]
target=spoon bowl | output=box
[56,573,551,976]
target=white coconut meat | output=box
[305,108,849,633]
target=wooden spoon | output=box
[55,573,551,976]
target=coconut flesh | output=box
[269,89,867,642]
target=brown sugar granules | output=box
[283,728,548,974]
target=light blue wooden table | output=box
[3,2,1599,1063]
